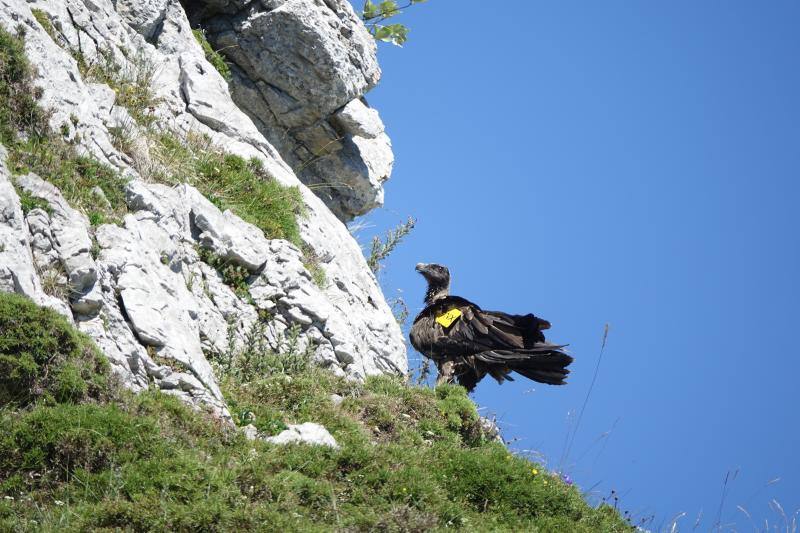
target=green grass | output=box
[16,185,52,215]
[192,28,232,81]
[30,9,57,43]
[72,49,159,127]
[9,139,129,222]
[0,293,114,408]
[0,293,631,531]
[153,132,305,246]
[0,25,49,146]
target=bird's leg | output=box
[436,360,455,386]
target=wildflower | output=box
[543,480,548,486]
[561,473,573,485]
[531,468,539,475]
[54,500,64,506]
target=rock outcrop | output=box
[263,422,339,448]
[0,0,406,421]
[191,0,394,221]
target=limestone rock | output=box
[194,0,392,220]
[264,422,339,449]
[15,173,101,314]
[480,416,503,443]
[242,424,259,441]
[114,0,171,41]
[0,151,71,318]
[0,0,407,424]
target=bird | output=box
[409,263,573,392]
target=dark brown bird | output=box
[409,263,573,392]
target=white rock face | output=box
[0,150,72,319]
[0,0,406,422]
[195,0,393,221]
[264,422,339,449]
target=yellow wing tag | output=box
[435,308,462,328]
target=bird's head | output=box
[416,263,450,285]
[416,263,450,303]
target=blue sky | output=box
[350,1,800,529]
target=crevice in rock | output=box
[115,290,141,343]
[145,13,168,45]
[65,5,101,56]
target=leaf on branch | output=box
[363,0,426,44]
[362,0,379,19]
[372,24,409,46]
[379,0,400,17]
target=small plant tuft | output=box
[210,322,313,383]
[197,246,251,299]
[15,185,51,215]
[192,29,231,81]
[30,9,57,43]
[87,210,105,227]
[39,266,70,300]
[367,216,416,274]
[301,243,327,288]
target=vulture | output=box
[409,263,573,392]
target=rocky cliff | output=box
[0,0,406,421]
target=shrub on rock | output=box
[0,292,112,406]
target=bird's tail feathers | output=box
[475,346,573,386]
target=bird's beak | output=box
[415,263,428,273]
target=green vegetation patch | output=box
[73,49,159,127]
[0,292,113,407]
[217,369,632,531]
[10,142,129,222]
[302,243,327,288]
[15,185,52,215]
[192,29,232,81]
[197,245,252,299]
[209,322,313,386]
[153,132,305,246]
[0,296,630,531]
[0,25,49,146]
[0,26,128,223]
[30,9,57,42]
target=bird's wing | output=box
[427,297,533,354]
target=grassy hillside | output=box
[0,293,631,532]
